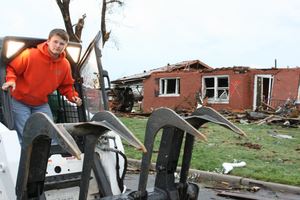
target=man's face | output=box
[47,35,67,58]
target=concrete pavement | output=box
[127,158,300,196]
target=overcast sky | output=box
[2,0,300,80]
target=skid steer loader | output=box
[0,32,145,199]
[0,32,246,200]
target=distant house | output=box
[112,60,300,113]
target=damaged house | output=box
[111,60,300,114]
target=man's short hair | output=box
[48,28,69,42]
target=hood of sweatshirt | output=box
[37,41,67,62]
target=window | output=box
[203,76,229,103]
[159,78,180,96]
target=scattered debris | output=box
[204,182,259,191]
[255,115,275,125]
[218,98,300,127]
[267,130,294,139]
[237,142,262,150]
[217,191,273,200]
[248,186,260,192]
[222,160,247,174]
[247,111,269,120]
[240,119,250,124]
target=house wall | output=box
[202,69,253,111]
[143,71,201,113]
[253,68,300,108]
[142,68,300,113]
[208,68,300,111]
[270,69,299,100]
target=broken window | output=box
[203,76,229,103]
[159,78,180,96]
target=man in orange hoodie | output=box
[2,28,82,144]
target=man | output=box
[2,28,82,144]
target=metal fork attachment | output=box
[130,107,245,200]
[16,111,145,200]
[126,108,205,200]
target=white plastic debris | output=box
[222,161,246,174]
[273,134,293,139]
[268,130,294,139]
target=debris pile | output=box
[220,99,300,127]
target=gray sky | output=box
[2,0,300,80]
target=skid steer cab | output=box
[0,32,147,200]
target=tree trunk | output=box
[56,0,83,42]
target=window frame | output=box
[202,75,229,103]
[159,77,180,97]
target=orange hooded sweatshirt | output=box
[6,41,79,106]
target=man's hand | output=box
[72,96,82,106]
[2,81,16,91]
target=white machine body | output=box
[0,123,126,200]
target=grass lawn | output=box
[120,116,300,186]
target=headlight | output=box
[1,36,44,63]
[66,43,81,64]
[4,40,25,60]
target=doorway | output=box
[253,75,273,110]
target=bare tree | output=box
[56,0,124,45]
[56,0,83,42]
[101,0,124,47]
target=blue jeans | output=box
[11,98,53,145]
